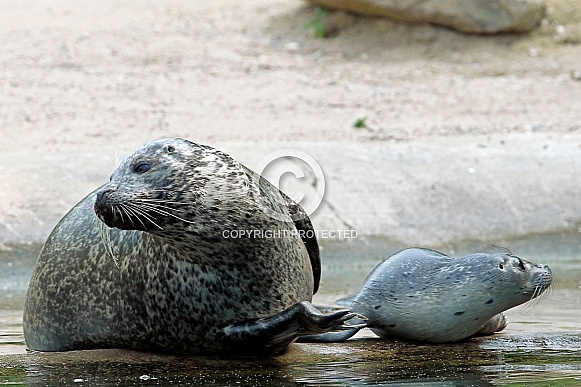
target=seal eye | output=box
[166,145,175,153]
[134,162,151,174]
[498,263,505,270]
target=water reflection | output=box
[0,234,580,385]
[0,243,38,311]
[1,337,580,385]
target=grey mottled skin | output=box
[304,248,552,343]
[23,138,353,355]
[352,248,552,343]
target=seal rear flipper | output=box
[213,301,361,355]
[297,316,367,343]
[296,328,360,343]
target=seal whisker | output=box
[134,201,196,224]
[125,204,153,229]
[128,203,165,230]
[526,284,545,312]
[132,197,192,209]
[123,203,163,230]
[519,291,538,314]
[133,198,191,208]
[520,277,552,313]
[138,203,194,223]
[113,205,126,225]
[139,200,187,207]
[116,204,136,228]
[97,220,120,268]
[119,203,143,229]
[490,245,512,255]
[543,282,555,305]
[531,282,552,309]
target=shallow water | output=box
[0,234,580,385]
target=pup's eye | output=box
[134,162,151,173]
[166,145,176,153]
[498,263,505,270]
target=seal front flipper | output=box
[213,301,360,355]
[477,313,508,336]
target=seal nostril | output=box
[96,188,115,205]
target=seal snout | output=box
[531,263,553,295]
[94,188,116,228]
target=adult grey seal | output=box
[306,248,552,343]
[23,138,357,355]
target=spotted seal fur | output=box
[23,138,357,355]
[306,248,552,343]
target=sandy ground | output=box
[1,0,581,245]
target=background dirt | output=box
[1,0,581,245]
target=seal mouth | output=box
[94,187,162,231]
[94,189,118,229]
[94,202,115,228]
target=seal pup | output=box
[305,248,552,343]
[23,138,357,355]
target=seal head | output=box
[94,140,204,232]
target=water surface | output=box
[0,234,580,385]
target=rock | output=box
[306,0,546,34]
